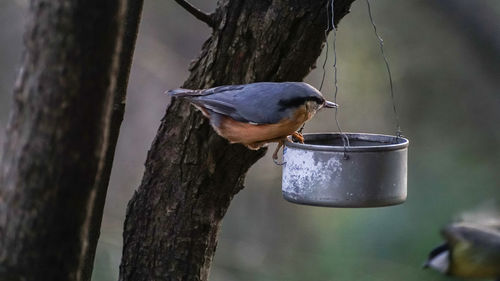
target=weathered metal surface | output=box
[282,133,409,207]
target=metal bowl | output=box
[282,133,409,207]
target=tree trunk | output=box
[0,1,143,281]
[119,1,355,281]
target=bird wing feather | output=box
[168,82,318,124]
[442,223,500,252]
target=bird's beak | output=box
[324,101,338,108]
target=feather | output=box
[166,82,325,124]
[166,88,203,97]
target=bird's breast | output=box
[216,105,309,144]
[450,242,500,278]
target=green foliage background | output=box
[0,1,498,280]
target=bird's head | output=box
[304,97,337,115]
[278,82,338,119]
[278,95,337,122]
[423,243,450,274]
[301,83,337,116]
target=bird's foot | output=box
[272,139,286,165]
[291,132,304,144]
[245,142,263,150]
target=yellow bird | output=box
[424,221,500,280]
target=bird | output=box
[167,82,337,160]
[423,220,500,280]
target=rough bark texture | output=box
[0,1,143,281]
[82,2,144,280]
[119,1,355,281]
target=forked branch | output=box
[174,0,214,28]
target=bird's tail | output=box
[166,88,204,98]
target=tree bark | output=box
[0,1,143,281]
[119,1,355,281]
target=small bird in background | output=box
[167,82,337,160]
[424,207,500,280]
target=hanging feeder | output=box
[282,133,409,207]
[277,0,409,208]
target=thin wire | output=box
[366,0,402,137]
[330,0,350,158]
[300,0,331,134]
[301,0,352,159]
[319,2,330,92]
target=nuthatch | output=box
[167,82,337,159]
[424,222,500,280]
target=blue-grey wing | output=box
[192,82,312,124]
[168,85,249,121]
[169,82,318,124]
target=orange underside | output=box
[215,105,310,149]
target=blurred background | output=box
[1,1,499,280]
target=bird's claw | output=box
[291,132,304,144]
[272,140,286,165]
[273,157,285,166]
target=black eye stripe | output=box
[428,243,449,259]
[278,96,324,111]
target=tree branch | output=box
[0,1,143,280]
[174,0,214,28]
[81,0,144,280]
[119,1,356,280]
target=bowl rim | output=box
[284,132,409,152]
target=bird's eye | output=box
[313,102,321,111]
